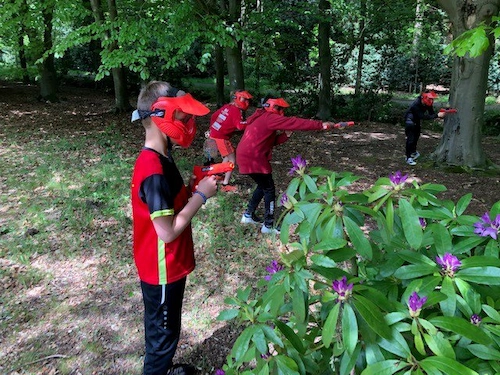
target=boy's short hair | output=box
[137,81,185,111]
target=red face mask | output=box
[149,94,209,147]
[264,98,290,115]
[421,91,437,107]
[233,90,253,111]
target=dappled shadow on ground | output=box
[1,82,500,374]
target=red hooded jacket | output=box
[236,109,323,174]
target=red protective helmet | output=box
[421,91,438,107]
[232,90,253,111]
[150,94,210,147]
[263,98,290,115]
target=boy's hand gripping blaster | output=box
[192,162,234,192]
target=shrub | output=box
[216,156,500,375]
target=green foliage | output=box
[217,158,500,374]
[482,109,500,137]
[333,92,394,122]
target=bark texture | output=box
[434,0,500,167]
[316,0,332,120]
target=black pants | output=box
[245,173,276,227]
[405,123,421,158]
[141,278,186,375]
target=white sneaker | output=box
[406,157,417,166]
[261,225,280,234]
[241,213,263,225]
[410,151,420,160]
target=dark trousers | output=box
[246,173,276,227]
[405,123,421,158]
[141,278,186,375]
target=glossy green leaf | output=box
[342,303,358,355]
[353,294,392,339]
[420,356,479,375]
[217,309,240,321]
[343,216,372,260]
[292,288,306,323]
[360,360,409,375]
[429,316,493,345]
[467,344,500,360]
[456,193,473,215]
[423,332,456,359]
[252,326,268,354]
[310,254,337,268]
[482,304,500,323]
[393,264,436,279]
[457,267,500,285]
[439,276,456,317]
[430,223,452,255]
[398,199,423,249]
[274,320,305,354]
[275,355,300,375]
[322,302,340,348]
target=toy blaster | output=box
[333,121,355,129]
[439,108,457,114]
[192,162,234,191]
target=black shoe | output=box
[167,364,196,375]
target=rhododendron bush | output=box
[216,157,500,375]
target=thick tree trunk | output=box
[410,0,423,93]
[316,0,332,120]
[17,0,30,84]
[39,1,58,102]
[226,0,245,90]
[433,0,500,168]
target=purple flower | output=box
[419,217,427,228]
[470,314,482,326]
[436,252,461,277]
[289,155,307,176]
[264,260,284,281]
[332,276,354,302]
[408,291,427,318]
[389,171,408,185]
[214,370,225,375]
[280,193,293,209]
[474,212,500,240]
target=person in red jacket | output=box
[208,89,253,192]
[236,96,341,234]
[131,81,218,375]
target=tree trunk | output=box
[215,44,225,107]
[17,0,30,84]
[354,0,366,95]
[433,0,500,168]
[39,0,58,102]
[316,0,332,120]
[107,0,131,112]
[226,0,245,90]
[410,0,423,93]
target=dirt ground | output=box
[1,82,500,374]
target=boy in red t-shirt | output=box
[208,89,253,192]
[131,81,218,375]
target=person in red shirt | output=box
[236,96,342,234]
[131,81,218,375]
[208,89,253,192]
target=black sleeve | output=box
[139,174,175,215]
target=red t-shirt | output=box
[131,148,195,285]
[209,103,246,140]
[236,109,323,174]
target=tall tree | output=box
[39,0,59,102]
[89,0,131,112]
[316,0,332,119]
[433,0,500,168]
[226,0,245,90]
